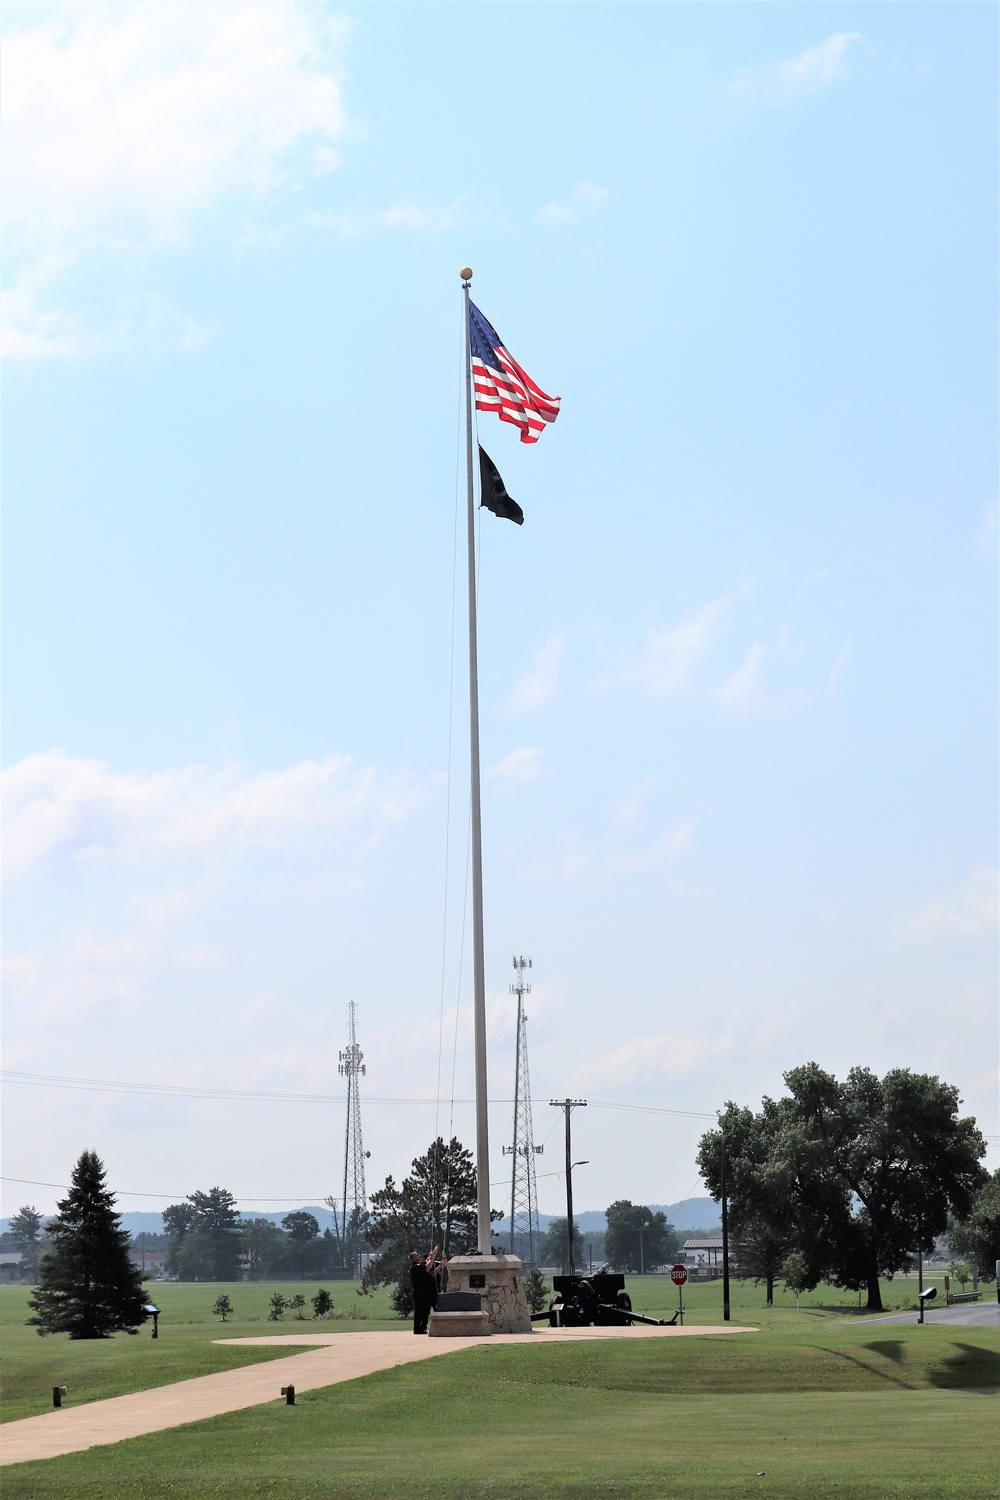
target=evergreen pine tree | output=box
[27,1151,148,1339]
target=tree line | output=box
[161,1191,364,1280]
[696,1063,993,1312]
[15,1063,998,1338]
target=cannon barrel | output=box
[531,1301,677,1327]
[597,1303,676,1327]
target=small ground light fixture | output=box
[52,1386,67,1408]
[281,1385,296,1405]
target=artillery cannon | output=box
[531,1268,678,1328]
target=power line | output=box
[0,1071,717,1120]
[5,1070,992,1137]
[0,1177,334,1201]
[2,1164,625,1204]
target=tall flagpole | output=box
[461,266,492,1255]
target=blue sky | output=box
[3,1,997,1223]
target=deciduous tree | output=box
[697,1101,799,1306]
[282,1212,320,1242]
[27,1151,147,1339]
[698,1064,987,1311]
[604,1201,678,1273]
[240,1217,283,1277]
[781,1251,808,1311]
[537,1217,583,1273]
[948,1169,1000,1282]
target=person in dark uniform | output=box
[409,1245,445,1333]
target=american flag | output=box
[469,301,560,444]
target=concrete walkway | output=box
[1,1322,756,1467]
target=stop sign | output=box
[670,1264,688,1286]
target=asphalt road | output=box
[866,1300,1000,1327]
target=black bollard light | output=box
[53,1385,67,1409]
[281,1385,296,1405]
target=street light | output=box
[639,1220,652,1276]
[567,1161,588,1274]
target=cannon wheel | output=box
[616,1291,632,1313]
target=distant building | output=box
[129,1249,168,1273]
[683,1237,727,1276]
[0,1252,24,1283]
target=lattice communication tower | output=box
[338,1000,368,1248]
[502,955,543,1263]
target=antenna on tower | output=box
[503,955,543,1264]
[336,1001,369,1276]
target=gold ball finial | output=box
[460,266,473,281]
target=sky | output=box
[2,1,997,1227]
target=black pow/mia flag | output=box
[478,445,524,525]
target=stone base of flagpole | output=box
[429,1253,533,1336]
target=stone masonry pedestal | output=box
[431,1253,533,1336]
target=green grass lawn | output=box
[3,1275,996,1497]
[0,1280,400,1423]
[0,1271,976,1424]
[3,1324,997,1498]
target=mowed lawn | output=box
[3,1326,998,1498]
[2,1278,998,1498]
[0,1280,401,1423]
[0,1271,956,1421]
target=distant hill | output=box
[536,1198,721,1236]
[3,1199,719,1239]
[1,1205,340,1238]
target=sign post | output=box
[670,1263,688,1326]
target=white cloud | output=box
[610,820,694,875]
[611,778,654,830]
[537,182,609,226]
[715,642,766,708]
[4,259,217,361]
[901,866,999,945]
[507,633,567,714]
[489,747,545,784]
[307,199,464,240]
[1,0,350,358]
[572,1029,732,1091]
[2,749,424,883]
[629,592,738,697]
[733,33,862,104]
[520,833,589,885]
[825,646,851,698]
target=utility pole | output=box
[549,1099,586,1273]
[503,956,543,1262]
[720,1134,731,1323]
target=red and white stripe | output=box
[473,345,560,445]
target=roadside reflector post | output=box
[281,1385,296,1405]
[53,1386,67,1409]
